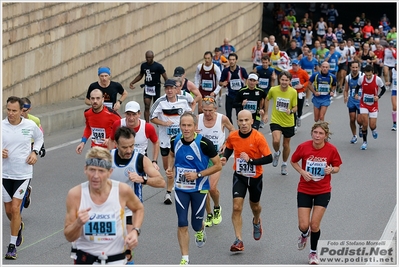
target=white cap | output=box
[125,101,140,113]
[248,73,259,81]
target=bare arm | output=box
[129,73,144,89]
[142,156,165,188]
[64,186,86,242]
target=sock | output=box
[282,161,287,166]
[310,249,317,254]
[393,111,397,123]
[10,236,17,245]
[182,255,189,262]
[167,190,171,194]
[362,130,367,142]
[310,230,321,251]
[300,227,310,237]
[214,206,220,210]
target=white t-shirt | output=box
[2,117,44,180]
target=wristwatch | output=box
[33,150,39,155]
[118,100,123,104]
[197,172,202,178]
[133,227,141,236]
[142,176,148,185]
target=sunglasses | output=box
[203,97,216,102]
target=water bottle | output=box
[98,252,108,265]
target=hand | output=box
[77,207,91,226]
[301,169,313,182]
[220,157,227,166]
[2,148,8,159]
[242,99,248,106]
[263,114,269,123]
[239,152,249,162]
[76,142,85,154]
[125,230,139,250]
[325,165,334,175]
[39,144,46,158]
[26,152,38,165]
[127,171,144,183]
[165,168,174,179]
[184,172,198,181]
[113,101,121,111]
[152,162,160,171]
[129,82,136,90]
[164,120,173,127]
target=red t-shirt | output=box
[291,140,342,195]
[82,106,121,148]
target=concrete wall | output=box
[3,2,263,108]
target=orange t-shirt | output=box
[225,129,272,178]
[289,68,310,93]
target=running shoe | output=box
[297,234,308,250]
[24,185,32,208]
[372,130,378,139]
[350,136,357,144]
[230,238,244,252]
[218,101,222,107]
[272,151,281,167]
[392,124,397,131]
[205,213,213,227]
[180,258,189,265]
[5,244,17,260]
[213,207,222,225]
[337,86,343,93]
[16,221,24,247]
[259,121,265,128]
[281,164,288,175]
[252,218,262,240]
[296,117,301,127]
[333,91,337,97]
[164,192,172,205]
[361,142,368,150]
[305,99,309,107]
[308,252,320,265]
[359,127,363,138]
[294,126,298,134]
[195,229,206,248]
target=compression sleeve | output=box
[223,147,234,161]
[250,154,273,165]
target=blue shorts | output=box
[392,90,397,97]
[347,97,360,113]
[175,190,207,231]
[312,95,331,108]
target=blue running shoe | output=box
[372,130,378,139]
[350,136,357,144]
[361,142,368,150]
[5,244,17,260]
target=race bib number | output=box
[230,79,242,90]
[175,167,196,190]
[236,158,255,177]
[167,125,181,135]
[305,160,327,181]
[272,60,278,67]
[276,97,290,112]
[318,84,330,95]
[363,93,375,105]
[244,100,257,114]
[258,78,269,89]
[201,80,213,91]
[291,77,300,87]
[91,128,106,145]
[305,69,313,76]
[329,62,336,70]
[84,215,117,243]
[145,85,156,96]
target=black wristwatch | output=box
[142,176,148,185]
[33,150,39,155]
[197,172,202,178]
[133,227,141,236]
[118,100,123,104]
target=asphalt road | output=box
[2,89,397,265]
